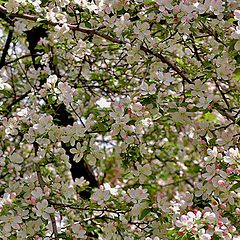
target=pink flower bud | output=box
[222,230,228,236]
[188,206,193,210]
[216,164,221,169]
[191,226,198,234]
[30,196,37,205]
[218,180,225,187]
[230,225,236,232]
[178,230,184,236]
[208,224,214,230]
[10,192,16,198]
[34,235,42,240]
[44,186,50,196]
[220,203,226,210]
[235,208,240,215]
[159,193,165,198]
[193,209,198,215]
[218,221,224,227]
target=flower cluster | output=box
[0,0,239,239]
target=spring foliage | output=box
[0,0,240,239]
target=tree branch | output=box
[214,78,230,110]
[0,28,13,69]
[50,201,129,214]
[4,53,42,65]
[0,4,192,84]
[140,45,192,84]
[5,90,31,113]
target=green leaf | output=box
[139,208,151,220]
[0,107,9,115]
[141,96,155,105]
[235,55,240,64]
[230,39,238,52]
[228,174,240,181]
[208,137,216,146]
[85,22,92,28]
[57,233,72,239]
[236,117,240,125]
[143,0,155,4]
[203,112,216,121]
[230,182,240,191]
[233,68,240,82]
[228,18,238,23]
[96,122,109,132]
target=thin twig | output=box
[34,142,59,239]
[199,20,227,47]
[0,4,192,84]
[6,90,31,112]
[214,78,230,110]
[50,201,129,214]
[140,45,192,84]
[189,33,203,64]
[69,103,86,128]
[5,53,42,65]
